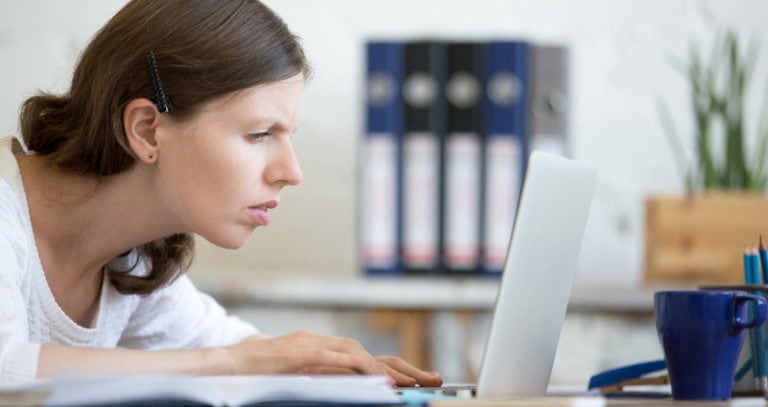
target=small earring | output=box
[148,153,155,161]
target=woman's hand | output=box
[304,356,443,387]
[221,331,442,387]
[223,331,387,377]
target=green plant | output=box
[658,29,768,191]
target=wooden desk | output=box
[431,396,767,406]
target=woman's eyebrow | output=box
[261,117,297,133]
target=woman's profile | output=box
[0,0,442,387]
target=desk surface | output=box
[430,396,767,406]
[194,275,684,313]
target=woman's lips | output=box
[249,200,278,226]
[249,206,271,225]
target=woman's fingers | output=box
[305,366,354,375]
[376,356,443,387]
[305,362,415,388]
[381,363,417,387]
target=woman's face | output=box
[154,75,304,249]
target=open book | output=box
[1,374,401,406]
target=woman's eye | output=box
[249,132,271,141]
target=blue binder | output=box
[481,40,529,276]
[361,41,404,276]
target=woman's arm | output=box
[38,344,211,378]
[38,330,442,387]
[40,331,382,378]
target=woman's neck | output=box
[15,153,184,283]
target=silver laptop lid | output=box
[476,152,597,398]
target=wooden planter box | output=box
[645,193,768,284]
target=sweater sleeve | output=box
[0,183,41,382]
[118,271,259,350]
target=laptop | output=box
[406,151,597,399]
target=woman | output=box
[0,0,442,387]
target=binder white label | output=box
[487,71,523,107]
[483,135,522,270]
[362,134,398,268]
[367,72,397,108]
[446,72,481,108]
[444,132,481,268]
[403,73,437,108]
[402,132,440,268]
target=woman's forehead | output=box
[192,77,304,127]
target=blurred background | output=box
[2,0,768,387]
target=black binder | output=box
[401,41,447,275]
[443,41,485,275]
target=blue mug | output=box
[655,290,767,400]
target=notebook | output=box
[409,151,597,399]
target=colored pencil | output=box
[745,246,763,387]
[760,236,768,284]
[749,246,768,391]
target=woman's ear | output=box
[123,98,162,164]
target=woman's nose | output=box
[264,142,303,186]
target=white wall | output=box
[2,0,767,285]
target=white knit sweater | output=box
[0,136,258,382]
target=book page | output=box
[14,374,400,406]
[43,374,220,406]
[210,375,399,406]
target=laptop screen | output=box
[476,152,597,398]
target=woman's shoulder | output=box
[0,136,28,195]
[0,137,35,284]
[0,136,31,227]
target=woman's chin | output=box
[202,231,253,250]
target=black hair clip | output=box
[147,51,172,113]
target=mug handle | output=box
[732,293,768,329]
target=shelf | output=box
[194,275,673,313]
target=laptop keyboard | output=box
[396,385,476,398]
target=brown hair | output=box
[19,0,311,295]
